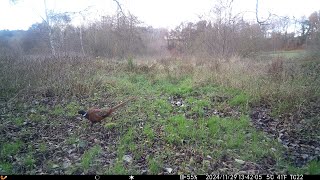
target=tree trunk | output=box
[48,27,56,57]
[79,26,86,57]
[44,0,56,57]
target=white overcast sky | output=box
[0,0,319,30]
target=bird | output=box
[78,96,137,126]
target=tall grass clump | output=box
[0,55,125,103]
[141,55,318,115]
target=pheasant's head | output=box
[78,110,88,119]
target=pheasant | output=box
[78,97,136,126]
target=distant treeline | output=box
[1,9,319,59]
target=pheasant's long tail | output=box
[102,96,137,117]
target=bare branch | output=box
[255,0,271,25]
[113,0,126,17]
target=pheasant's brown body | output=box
[79,97,136,126]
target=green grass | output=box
[1,54,318,175]
[81,145,102,172]
[50,104,64,116]
[38,142,47,153]
[190,99,210,117]
[37,105,48,113]
[106,161,126,174]
[13,117,24,126]
[262,50,306,59]
[111,61,316,174]
[104,122,118,129]
[65,102,81,117]
[229,93,250,110]
[306,160,320,175]
[154,99,172,115]
[216,116,280,158]
[271,100,293,116]
[66,135,79,145]
[156,77,193,96]
[287,159,320,175]
[148,156,163,174]
[165,115,194,145]
[28,113,46,122]
[143,124,155,141]
[24,153,36,169]
[127,57,135,71]
[0,162,13,174]
[117,128,136,159]
[1,141,23,157]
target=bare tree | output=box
[113,0,126,30]
[43,0,56,56]
[255,0,271,25]
[9,0,64,56]
[67,6,94,57]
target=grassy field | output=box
[0,52,319,175]
[261,50,307,59]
